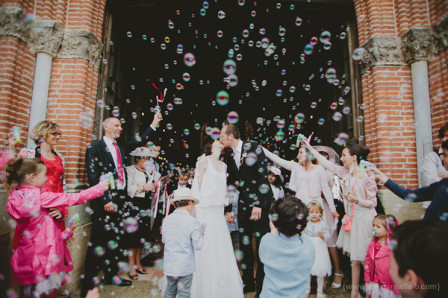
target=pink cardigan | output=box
[308,146,377,211]
[364,238,400,294]
[6,184,104,285]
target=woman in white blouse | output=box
[124,147,157,280]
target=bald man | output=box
[81,113,162,296]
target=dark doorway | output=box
[97,0,361,170]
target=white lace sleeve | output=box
[192,155,208,196]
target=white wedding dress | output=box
[189,156,244,298]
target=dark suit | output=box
[81,125,156,294]
[224,140,274,294]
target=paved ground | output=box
[70,265,351,298]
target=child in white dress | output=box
[303,201,332,298]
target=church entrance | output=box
[97,0,361,169]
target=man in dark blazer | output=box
[81,113,162,296]
[220,124,274,297]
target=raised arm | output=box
[41,184,106,208]
[372,167,436,203]
[317,166,336,213]
[126,112,162,152]
[262,147,295,171]
[303,141,345,177]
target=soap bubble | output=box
[278,26,286,37]
[332,112,343,122]
[242,236,250,245]
[295,113,305,124]
[227,111,239,124]
[184,53,196,67]
[182,72,191,81]
[94,246,105,257]
[245,152,258,166]
[353,48,365,60]
[210,127,221,140]
[275,131,285,142]
[216,90,229,106]
[304,44,314,55]
[223,60,236,75]
[319,30,331,44]
[218,10,226,19]
[295,17,302,26]
[334,133,349,146]
[124,217,139,234]
[107,240,118,250]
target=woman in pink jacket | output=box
[4,158,109,297]
[365,214,402,298]
[304,138,377,298]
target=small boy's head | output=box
[177,170,190,186]
[269,194,308,237]
[171,188,198,212]
[390,220,448,298]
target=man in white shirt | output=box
[422,123,448,186]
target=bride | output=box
[189,138,244,297]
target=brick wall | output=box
[0,36,34,148]
[354,0,448,187]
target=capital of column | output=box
[0,6,29,42]
[433,16,448,52]
[401,28,437,64]
[57,30,103,68]
[359,36,406,73]
[29,20,64,57]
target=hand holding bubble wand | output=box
[68,213,80,227]
[151,83,167,114]
[296,132,314,147]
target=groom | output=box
[220,124,274,296]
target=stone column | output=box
[27,21,64,147]
[402,28,437,187]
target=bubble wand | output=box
[151,83,167,114]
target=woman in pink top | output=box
[4,157,109,298]
[304,138,377,298]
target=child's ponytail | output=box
[3,158,45,194]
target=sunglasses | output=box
[51,132,62,137]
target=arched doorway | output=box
[97,0,362,171]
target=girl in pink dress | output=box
[11,121,67,228]
[304,138,377,298]
[4,158,108,298]
[365,214,402,298]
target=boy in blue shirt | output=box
[162,188,204,298]
[259,194,315,298]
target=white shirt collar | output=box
[234,139,243,153]
[103,135,116,146]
